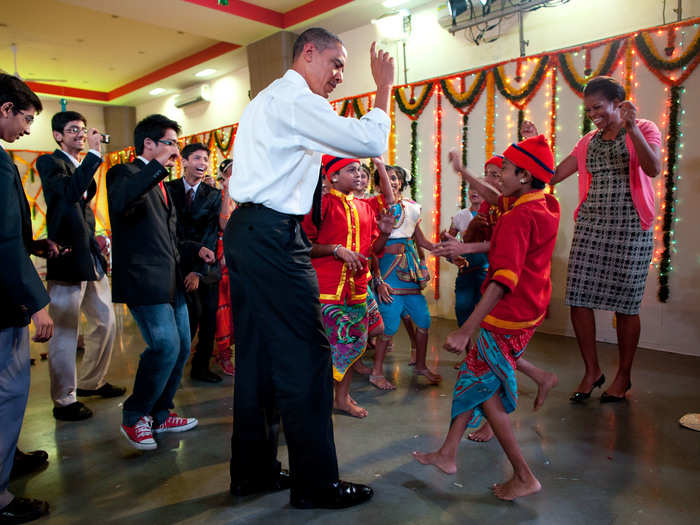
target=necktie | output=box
[186,188,194,210]
[158,181,168,206]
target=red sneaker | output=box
[153,413,198,434]
[120,416,156,450]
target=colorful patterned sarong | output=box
[451,327,535,428]
[321,302,369,381]
[366,286,383,334]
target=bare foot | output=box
[386,341,394,354]
[408,347,416,366]
[467,423,494,442]
[412,450,457,474]
[414,368,442,384]
[369,374,396,390]
[353,361,372,375]
[334,399,368,418]
[534,371,558,411]
[492,475,541,500]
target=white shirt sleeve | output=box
[291,91,390,159]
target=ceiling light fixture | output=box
[195,68,217,77]
[149,88,166,96]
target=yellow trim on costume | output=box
[493,269,519,288]
[511,190,545,209]
[483,312,545,330]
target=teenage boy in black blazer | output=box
[37,111,124,423]
[0,73,52,524]
[107,114,215,451]
[166,143,222,383]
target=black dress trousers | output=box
[223,204,339,491]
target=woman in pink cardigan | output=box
[525,76,662,403]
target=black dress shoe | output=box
[290,481,374,509]
[569,374,605,403]
[0,497,49,523]
[76,383,126,398]
[190,368,222,383]
[600,381,631,403]
[230,469,292,497]
[10,449,48,480]
[53,401,93,421]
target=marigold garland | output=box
[432,85,442,300]
[395,82,435,119]
[635,27,700,85]
[460,114,469,208]
[409,120,418,200]
[485,70,496,159]
[493,56,550,109]
[440,71,486,112]
[658,85,682,302]
[558,41,622,95]
[388,95,397,165]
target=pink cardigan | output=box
[571,119,661,231]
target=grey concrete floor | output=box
[12,307,700,525]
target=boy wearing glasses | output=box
[107,114,215,450]
[37,111,124,423]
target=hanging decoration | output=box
[558,41,622,94]
[432,84,442,300]
[395,82,435,199]
[493,56,550,109]
[485,70,496,159]
[388,95,397,165]
[658,84,683,302]
[440,71,486,112]
[460,114,469,208]
[635,25,700,85]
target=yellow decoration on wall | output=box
[485,70,496,159]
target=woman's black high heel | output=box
[569,374,605,403]
[600,381,631,403]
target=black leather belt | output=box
[238,202,264,209]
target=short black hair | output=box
[374,164,409,192]
[133,114,181,155]
[181,142,209,161]
[0,73,42,113]
[51,111,87,145]
[292,28,343,61]
[583,76,626,102]
[515,166,547,189]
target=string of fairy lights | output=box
[86,19,699,303]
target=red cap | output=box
[484,155,503,171]
[502,135,555,184]
[321,155,360,180]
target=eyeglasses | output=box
[64,126,88,135]
[16,110,34,125]
[158,139,179,147]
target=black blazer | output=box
[37,149,106,282]
[0,146,50,329]
[165,178,221,275]
[106,158,201,305]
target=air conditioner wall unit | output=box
[174,84,211,108]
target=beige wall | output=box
[136,0,698,356]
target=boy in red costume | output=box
[302,155,393,417]
[414,135,560,501]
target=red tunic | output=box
[302,189,379,305]
[480,190,561,335]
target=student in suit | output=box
[165,143,222,383]
[0,73,52,524]
[37,111,124,422]
[106,114,215,451]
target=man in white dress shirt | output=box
[225,28,394,509]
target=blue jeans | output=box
[455,268,487,327]
[0,326,30,508]
[122,291,190,426]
